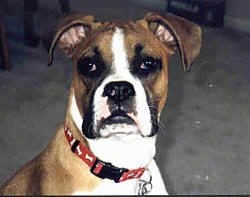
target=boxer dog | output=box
[0,12,201,195]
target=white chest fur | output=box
[72,160,168,195]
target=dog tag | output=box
[136,169,153,195]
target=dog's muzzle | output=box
[102,81,136,123]
[99,81,138,136]
[82,80,157,139]
[83,81,137,138]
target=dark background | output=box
[0,0,250,194]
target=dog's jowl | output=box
[0,12,201,195]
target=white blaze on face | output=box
[111,28,130,73]
[92,27,153,137]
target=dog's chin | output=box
[83,110,158,139]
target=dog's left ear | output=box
[143,12,202,71]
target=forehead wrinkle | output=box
[111,27,130,74]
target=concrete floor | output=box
[0,0,250,195]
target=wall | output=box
[224,0,250,33]
[3,0,250,33]
[1,0,166,14]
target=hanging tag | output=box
[136,169,153,195]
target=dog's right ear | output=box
[48,14,95,66]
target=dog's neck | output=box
[65,90,157,170]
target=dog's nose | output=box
[103,81,135,102]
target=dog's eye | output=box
[140,58,155,70]
[87,62,97,72]
[77,56,104,78]
[133,56,162,77]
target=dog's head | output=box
[48,13,201,140]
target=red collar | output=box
[64,126,145,183]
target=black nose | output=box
[103,81,136,102]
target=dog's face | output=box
[48,13,201,140]
[79,26,167,139]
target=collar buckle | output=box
[91,158,128,183]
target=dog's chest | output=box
[71,160,168,195]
